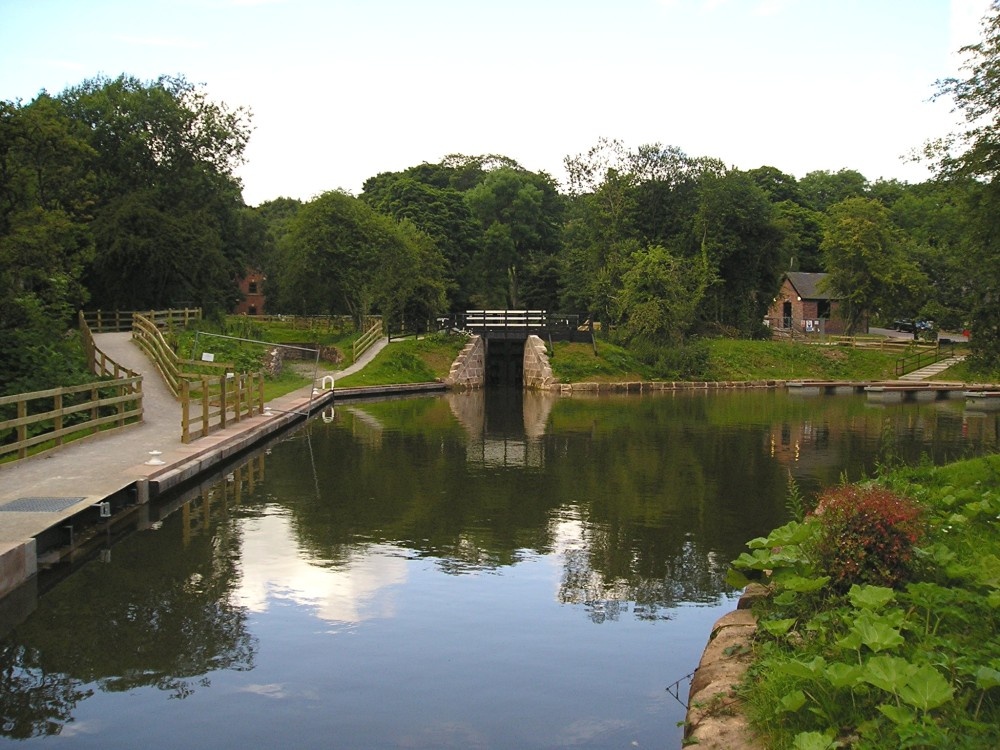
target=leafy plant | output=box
[810,485,924,591]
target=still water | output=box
[1,389,996,748]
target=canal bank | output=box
[0,328,444,605]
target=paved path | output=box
[0,333,366,554]
[897,355,967,382]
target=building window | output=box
[818,300,831,319]
[248,281,258,294]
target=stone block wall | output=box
[522,335,557,390]
[445,336,484,388]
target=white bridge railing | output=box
[463,310,547,328]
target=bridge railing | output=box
[435,311,590,342]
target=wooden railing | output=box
[131,313,232,397]
[130,313,265,443]
[79,311,141,381]
[180,372,264,444]
[353,318,383,362]
[81,307,201,333]
[0,379,143,464]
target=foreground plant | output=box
[729,461,1000,749]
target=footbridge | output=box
[441,310,593,389]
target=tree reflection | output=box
[0,467,258,738]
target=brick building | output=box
[233,269,266,316]
[766,271,852,335]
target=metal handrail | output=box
[895,342,956,377]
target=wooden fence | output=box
[0,379,143,464]
[130,313,233,397]
[180,372,264,444]
[129,313,264,443]
[353,317,384,362]
[81,308,201,333]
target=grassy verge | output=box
[335,334,467,387]
[549,339,908,383]
[729,458,1000,749]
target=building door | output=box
[782,301,792,329]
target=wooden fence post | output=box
[181,379,191,443]
[202,376,210,438]
[219,375,227,430]
[17,400,27,460]
[54,392,64,446]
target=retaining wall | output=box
[445,336,485,388]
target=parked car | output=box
[893,319,934,333]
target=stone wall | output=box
[683,583,768,749]
[522,335,557,390]
[445,336,485,388]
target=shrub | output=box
[810,485,924,590]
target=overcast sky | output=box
[0,0,992,206]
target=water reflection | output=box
[0,458,263,738]
[236,513,407,624]
[0,389,995,747]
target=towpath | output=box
[0,334,390,595]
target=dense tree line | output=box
[6,2,1000,395]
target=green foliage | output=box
[547,340,650,382]
[630,339,711,380]
[821,197,928,333]
[58,74,254,313]
[733,456,1000,748]
[614,244,710,345]
[336,334,465,387]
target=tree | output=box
[798,169,869,212]
[820,197,927,333]
[274,190,447,324]
[929,0,1000,365]
[614,243,710,345]
[464,167,564,307]
[694,170,783,336]
[58,74,254,313]
[0,94,96,393]
[361,173,480,308]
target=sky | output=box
[0,0,993,206]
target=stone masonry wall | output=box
[445,335,484,388]
[522,335,557,390]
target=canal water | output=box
[0,389,996,748]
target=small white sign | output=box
[201,352,215,362]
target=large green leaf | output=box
[847,584,896,610]
[862,655,916,694]
[877,703,915,725]
[778,656,827,679]
[778,689,807,714]
[898,666,955,711]
[824,662,863,689]
[853,613,905,653]
[792,730,840,750]
[776,573,830,593]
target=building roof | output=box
[785,271,834,300]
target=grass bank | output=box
[335,334,467,387]
[548,339,921,383]
[729,457,1000,749]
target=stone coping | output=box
[684,583,770,749]
[555,380,786,393]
